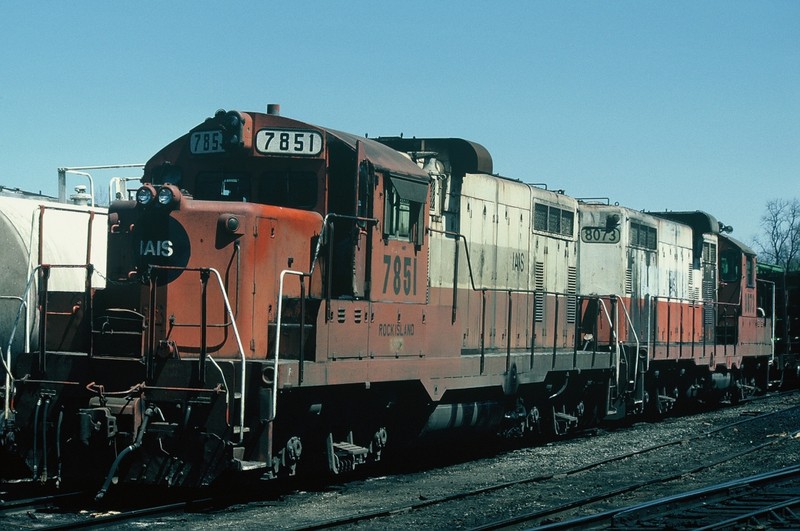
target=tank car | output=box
[1,108,774,496]
[0,189,109,477]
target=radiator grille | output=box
[534,261,545,323]
[567,266,577,324]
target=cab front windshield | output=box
[194,170,318,209]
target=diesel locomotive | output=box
[0,108,774,495]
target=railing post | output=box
[86,263,94,357]
[610,295,618,342]
[325,223,334,322]
[530,292,536,369]
[37,265,50,375]
[452,239,460,324]
[703,300,708,356]
[593,297,599,359]
[552,293,560,367]
[691,302,697,358]
[573,295,580,354]
[480,290,486,374]
[299,276,306,385]
[199,269,210,385]
[679,301,684,358]
[652,296,659,357]
[146,273,158,382]
[506,290,512,371]
[666,296,672,358]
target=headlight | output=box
[157,186,175,206]
[136,185,156,206]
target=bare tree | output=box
[755,198,800,366]
[755,198,800,270]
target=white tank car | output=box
[0,193,107,355]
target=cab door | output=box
[368,172,430,359]
[323,142,374,360]
[372,172,428,304]
[351,142,373,299]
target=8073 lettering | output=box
[581,226,621,244]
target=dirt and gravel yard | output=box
[93,392,800,530]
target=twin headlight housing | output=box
[136,184,181,209]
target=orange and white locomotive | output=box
[0,108,774,494]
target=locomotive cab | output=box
[37,109,436,488]
[717,235,770,352]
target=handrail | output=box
[2,263,94,412]
[588,295,646,398]
[427,227,479,291]
[271,270,310,421]
[428,227,578,298]
[146,265,245,442]
[756,278,776,365]
[2,296,28,419]
[57,163,144,204]
[268,213,379,419]
[595,298,620,385]
[616,296,642,387]
[308,212,378,277]
[429,226,583,363]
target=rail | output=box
[57,163,144,204]
[594,295,642,398]
[426,226,760,388]
[595,298,621,388]
[647,295,752,361]
[266,213,378,420]
[3,200,103,416]
[306,213,378,323]
[757,278,777,365]
[428,226,586,372]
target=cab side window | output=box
[384,175,427,246]
[720,250,741,283]
[746,256,755,288]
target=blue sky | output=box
[1,2,797,244]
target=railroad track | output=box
[469,429,800,530]
[39,498,215,530]
[3,391,798,530]
[283,393,800,530]
[0,490,85,519]
[0,484,215,530]
[536,465,800,530]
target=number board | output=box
[255,129,323,156]
[381,254,418,297]
[581,226,621,244]
[190,131,224,154]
